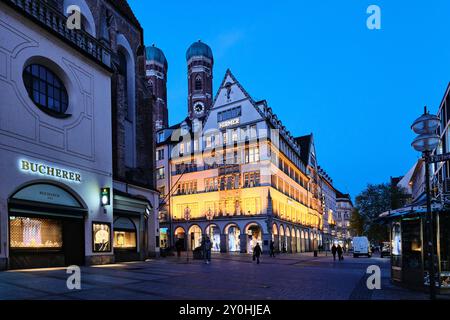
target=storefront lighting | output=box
[100,188,110,206]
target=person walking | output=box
[269,240,276,258]
[203,236,212,264]
[331,244,337,261]
[253,243,262,264]
[175,238,183,258]
[337,244,343,261]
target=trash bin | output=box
[314,250,318,257]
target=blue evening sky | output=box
[129,0,450,199]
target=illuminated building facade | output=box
[335,190,353,248]
[319,167,337,250]
[157,41,332,254]
[0,0,159,270]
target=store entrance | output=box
[8,182,87,270]
[63,219,84,266]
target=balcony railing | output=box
[5,0,111,68]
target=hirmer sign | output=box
[19,159,82,183]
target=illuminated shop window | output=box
[114,231,136,249]
[113,218,137,250]
[92,223,111,252]
[9,216,62,249]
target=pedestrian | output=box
[269,240,276,258]
[175,238,183,258]
[331,244,337,261]
[202,236,212,264]
[253,243,262,264]
[337,244,343,261]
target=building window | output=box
[158,186,166,199]
[156,149,164,161]
[113,218,137,251]
[244,172,261,188]
[23,64,69,117]
[195,76,202,91]
[232,129,238,142]
[176,181,197,195]
[156,167,165,180]
[217,106,241,122]
[245,146,260,163]
[157,132,165,143]
[9,216,63,249]
[92,223,111,253]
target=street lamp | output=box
[184,207,191,262]
[411,106,440,300]
[206,208,214,222]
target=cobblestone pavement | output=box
[0,252,429,300]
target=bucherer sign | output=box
[19,159,82,183]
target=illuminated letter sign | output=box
[19,159,82,183]
[218,117,240,129]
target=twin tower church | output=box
[150,41,331,255]
[145,40,214,131]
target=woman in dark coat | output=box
[331,244,337,261]
[337,244,343,261]
[253,243,262,264]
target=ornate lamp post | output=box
[206,208,214,222]
[184,207,191,262]
[411,106,440,300]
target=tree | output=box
[355,182,409,244]
[349,208,365,237]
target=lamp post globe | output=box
[411,108,440,135]
[411,133,441,153]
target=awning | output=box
[377,194,443,221]
[113,189,152,218]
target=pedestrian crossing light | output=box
[100,188,110,206]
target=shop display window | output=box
[92,222,111,252]
[113,230,136,250]
[9,216,63,249]
[439,214,450,288]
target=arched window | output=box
[195,75,202,91]
[118,50,128,106]
[23,64,69,116]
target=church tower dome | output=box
[145,44,168,131]
[186,40,214,119]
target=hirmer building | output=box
[154,41,340,254]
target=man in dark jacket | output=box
[203,236,212,264]
[253,243,262,264]
[175,238,183,258]
[269,240,276,258]
[337,244,344,261]
[331,244,337,261]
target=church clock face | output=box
[194,103,204,115]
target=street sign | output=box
[429,152,450,163]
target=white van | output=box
[352,237,372,258]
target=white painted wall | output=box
[0,4,113,262]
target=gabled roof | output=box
[295,134,312,165]
[107,0,142,30]
[207,68,266,121]
[335,189,353,206]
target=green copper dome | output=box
[146,44,168,69]
[186,40,213,62]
